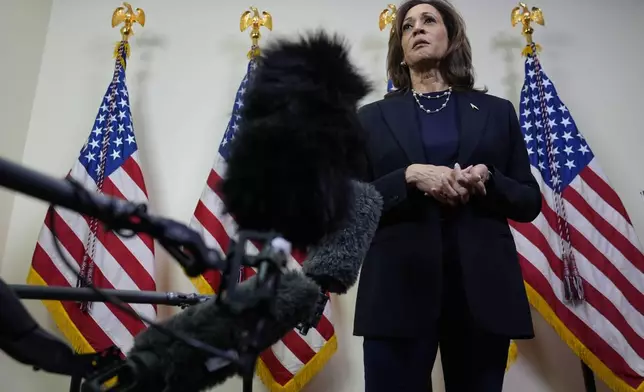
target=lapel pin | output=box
[470,103,479,111]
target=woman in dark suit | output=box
[353,1,542,391]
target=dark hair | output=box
[386,0,485,95]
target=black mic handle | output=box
[80,355,143,392]
[217,230,292,313]
[297,288,329,336]
[153,218,227,277]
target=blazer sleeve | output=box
[358,104,411,212]
[478,100,542,222]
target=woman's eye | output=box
[402,23,412,30]
[425,17,436,24]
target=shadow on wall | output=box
[490,31,523,109]
[126,33,176,313]
[358,33,390,101]
[489,27,577,112]
[128,33,165,215]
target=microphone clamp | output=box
[296,287,329,336]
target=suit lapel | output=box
[456,91,490,165]
[379,91,426,164]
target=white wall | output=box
[1,0,642,391]
[0,0,55,390]
[0,0,52,265]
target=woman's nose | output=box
[412,23,426,35]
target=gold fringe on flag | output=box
[26,268,95,354]
[525,284,644,392]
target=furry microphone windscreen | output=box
[302,180,383,294]
[219,30,373,251]
[126,271,320,392]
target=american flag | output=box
[188,58,337,392]
[509,45,644,391]
[26,41,156,356]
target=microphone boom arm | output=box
[10,284,211,308]
[0,156,224,278]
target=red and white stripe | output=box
[29,150,156,355]
[189,156,336,388]
[511,158,644,388]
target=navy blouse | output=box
[414,89,459,167]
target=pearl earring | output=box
[400,61,406,66]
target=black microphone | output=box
[219,30,373,251]
[302,180,383,295]
[81,270,320,392]
[295,181,382,335]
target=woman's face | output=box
[400,4,449,68]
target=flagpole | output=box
[238,9,272,392]
[510,3,596,391]
[64,4,147,392]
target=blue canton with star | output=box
[519,54,594,191]
[218,59,257,161]
[80,48,138,184]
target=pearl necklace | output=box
[412,86,452,114]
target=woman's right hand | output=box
[405,164,469,205]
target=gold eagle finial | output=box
[379,4,397,34]
[111,3,144,62]
[111,2,145,42]
[112,2,145,41]
[511,2,544,56]
[240,6,273,59]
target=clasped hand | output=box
[406,163,489,206]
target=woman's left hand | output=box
[425,163,489,203]
[438,163,472,204]
[459,164,489,196]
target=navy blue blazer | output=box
[353,89,541,339]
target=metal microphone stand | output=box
[13,286,210,392]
